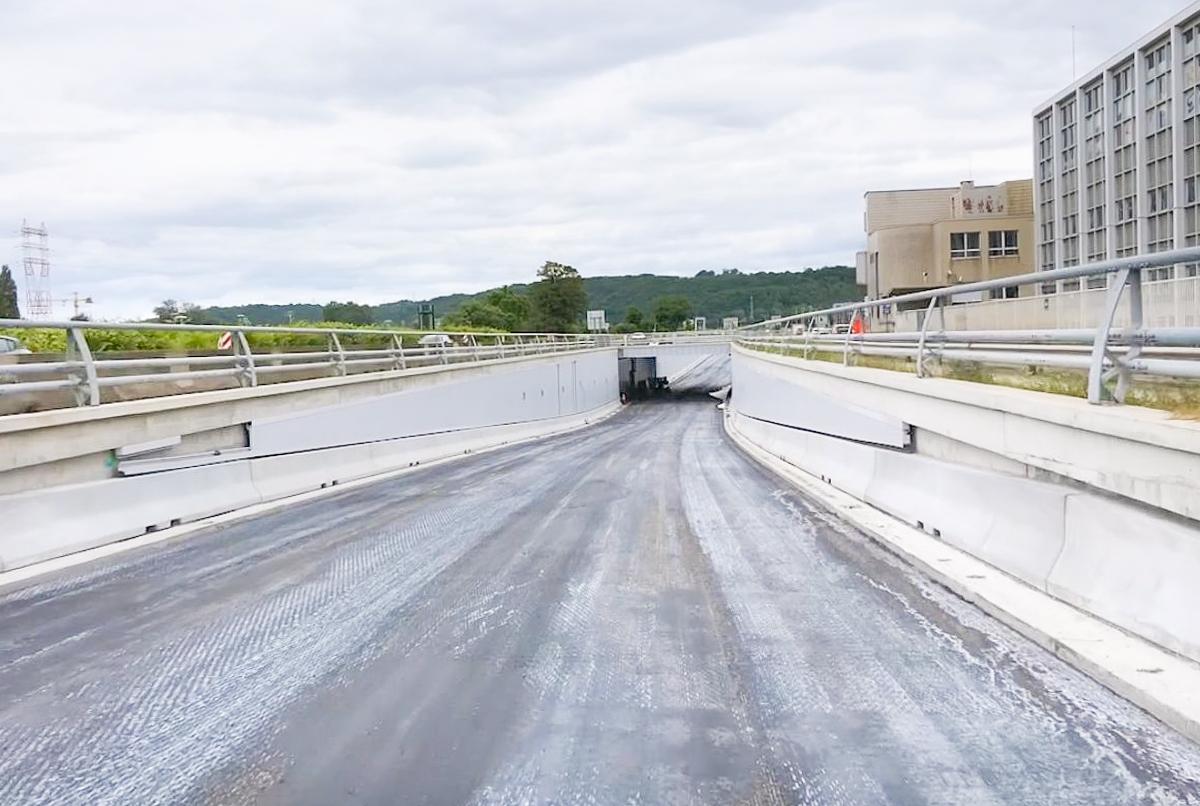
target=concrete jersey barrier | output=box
[728,348,1200,664]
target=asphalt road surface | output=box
[2,394,1200,804]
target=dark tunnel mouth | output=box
[617,355,730,403]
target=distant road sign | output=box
[586,309,608,332]
[217,332,233,351]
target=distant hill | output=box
[197,266,860,327]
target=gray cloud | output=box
[0,0,1184,318]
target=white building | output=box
[1033,3,1200,289]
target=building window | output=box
[1111,61,1139,258]
[950,231,981,258]
[1036,108,1056,270]
[988,230,1019,257]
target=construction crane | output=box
[50,292,94,319]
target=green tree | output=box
[444,286,531,331]
[153,299,180,323]
[0,265,20,319]
[528,261,586,332]
[483,286,531,331]
[153,299,210,324]
[181,303,210,325]
[624,306,644,328]
[322,301,374,325]
[653,295,692,331]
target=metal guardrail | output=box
[0,321,606,409]
[739,248,1200,404]
[0,321,736,411]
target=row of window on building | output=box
[1034,11,1200,287]
[948,230,1020,259]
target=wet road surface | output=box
[1,393,1199,804]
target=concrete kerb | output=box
[0,400,624,589]
[723,408,1200,746]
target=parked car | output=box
[0,335,31,355]
[417,333,453,348]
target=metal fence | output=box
[0,320,604,410]
[740,247,1200,404]
[0,320,737,412]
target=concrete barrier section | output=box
[0,461,262,570]
[729,348,1200,665]
[1050,495,1200,663]
[731,413,878,500]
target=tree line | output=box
[183,264,860,330]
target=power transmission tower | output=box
[20,221,52,318]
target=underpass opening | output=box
[618,356,664,400]
[618,350,732,402]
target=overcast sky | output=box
[0,0,1187,319]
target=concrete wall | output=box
[729,346,1200,664]
[0,350,621,572]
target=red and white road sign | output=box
[217,331,234,351]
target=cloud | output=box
[0,0,1184,318]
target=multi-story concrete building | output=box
[1034,3,1200,288]
[857,179,1035,326]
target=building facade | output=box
[1034,3,1200,287]
[857,180,1035,326]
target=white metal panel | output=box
[250,351,618,456]
[731,351,910,448]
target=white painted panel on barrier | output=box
[1050,495,1200,663]
[0,462,262,572]
[251,351,617,456]
[732,352,909,448]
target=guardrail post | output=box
[233,330,257,387]
[65,327,100,406]
[328,332,347,376]
[390,334,407,371]
[915,297,942,378]
[468,333,480,361]
[1087,266,1141,403]
[842,310,861,366]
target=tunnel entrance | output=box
[618,357,668,400]
[618,352,732,402]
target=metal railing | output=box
[739,247,1200,404]
[0,320,603,410]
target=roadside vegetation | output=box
[0,320,507,354]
